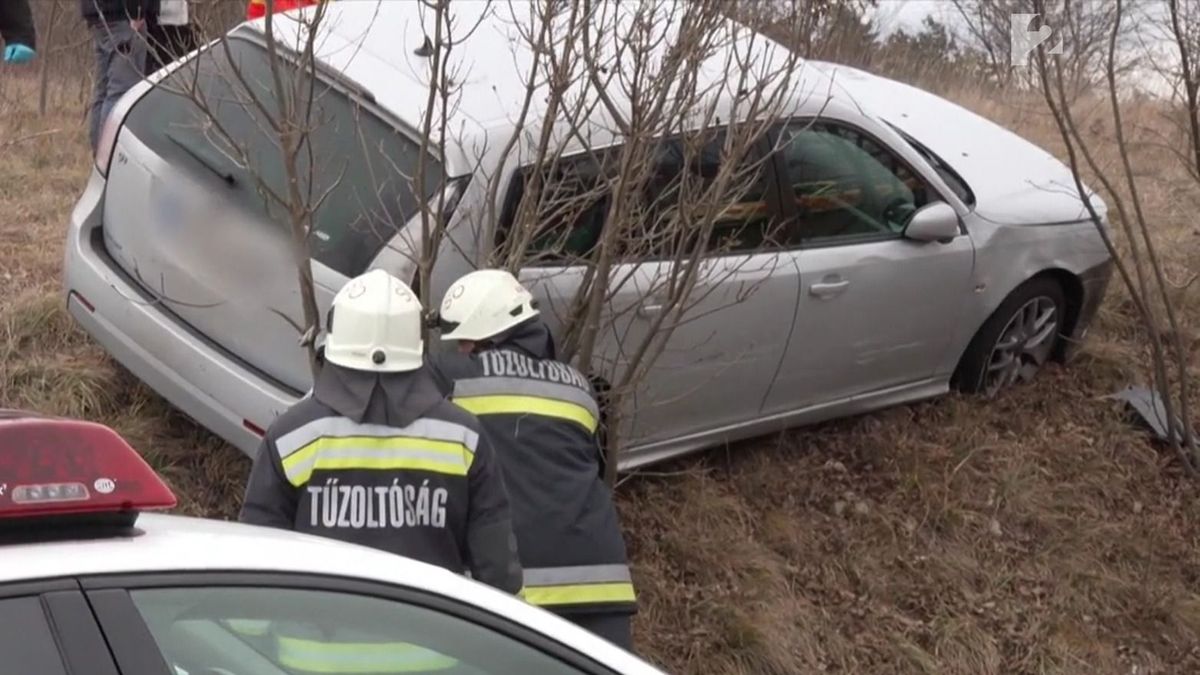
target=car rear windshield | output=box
[122,35,445,277]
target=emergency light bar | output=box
[0,412,176,530]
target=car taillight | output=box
[0,412,176,527]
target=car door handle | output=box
[809,279,850,299]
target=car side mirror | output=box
[903,201,960,243]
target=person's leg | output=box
[162,24,196,65]
[98,21,146,139]
[88,24,113,152]
[178,24,199,55]
[144,17,165,75]
[174,24,199,59]
[567,612,634,652]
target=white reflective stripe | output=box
[522,564,632,587]
[276,416,479,460]
[453,377,600,420]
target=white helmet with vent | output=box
[324,269,424,372]
[438,269,539,342]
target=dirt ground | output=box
[3,70,1200,674]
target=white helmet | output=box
[323,269,424,373]
[438,269,539,342]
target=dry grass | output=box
[3,64,1200,674]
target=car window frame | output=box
[0,579,119,675]
[768,116,953,250]
[495,130,792,270]
[81,571,625,675]
[880,121,977,208]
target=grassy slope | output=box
[2,72,1199,674]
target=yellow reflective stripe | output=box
[226,619,271,636]
[282,436,474,487]
[276,417,479,461]
[453,395,598,433]
[276,637,458,673]
[520,582,637,607]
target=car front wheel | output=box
[953,277,1067,397]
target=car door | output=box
[82,572,627,675]
[501,133,798,454]
[761,118,976,414]
[0,581,120,675]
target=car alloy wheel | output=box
[982,295,1060,397]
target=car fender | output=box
[939,214,1112,377]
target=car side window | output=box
[640,134,776,259]
[497,131,776,266]
[778,120,934,246]
[0,596,70,675]
[129,586,594,675]
[498,154,610,265]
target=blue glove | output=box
[3,44,36,64]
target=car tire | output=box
[953,277,1067,397]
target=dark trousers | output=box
[566,612,633,652]
[145,20,197,75]
[89,21,146,152]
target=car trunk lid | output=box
[101,34,444,392]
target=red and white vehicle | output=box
[0,411,664,675]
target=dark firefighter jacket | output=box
[0,0,35,49]
[239,360,523,595]
[428,318,636,617]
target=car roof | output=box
[0,513,661,673]
[248,2,1098,223]
[248,1,852,174]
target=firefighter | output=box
[238,270,523,672]
[240,268,521,591]
[428,269,638,651]
[0,0,36,64]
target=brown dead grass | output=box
[3,65,1200,674]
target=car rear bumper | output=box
[63,170,301,457]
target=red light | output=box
[247,0,319,21]
[70,291,96,313]
[0,412,176,522]
[243,419,265,436]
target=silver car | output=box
[64,3,1113,470]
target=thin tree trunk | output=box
[39,0,62,115]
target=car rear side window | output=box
[0,596,69,675]
[122,35,446,277]
[497,131,775,266]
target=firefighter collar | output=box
[312,362,443,428]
